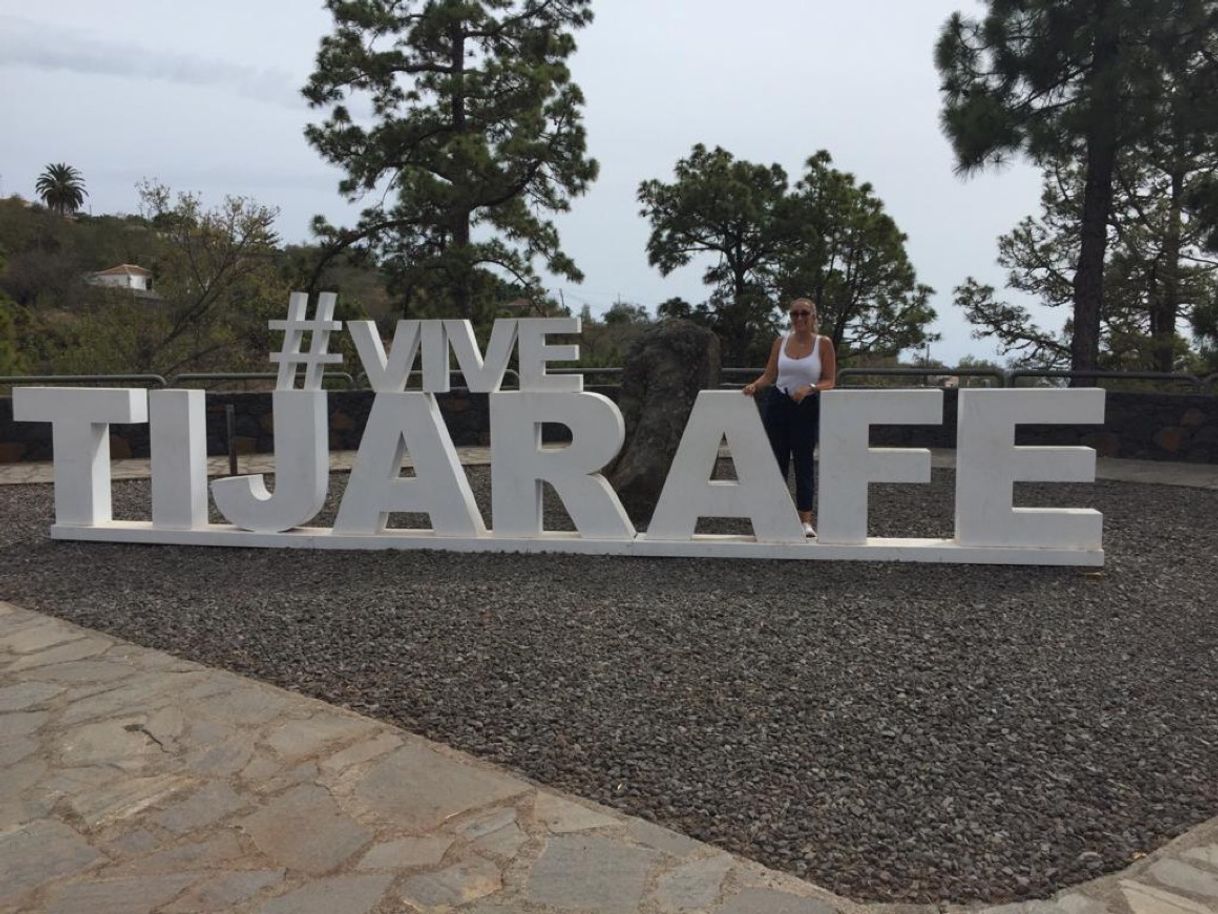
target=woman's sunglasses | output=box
[790,310,814,318]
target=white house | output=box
[86,264,152,292]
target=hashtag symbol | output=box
[269,292,344,391]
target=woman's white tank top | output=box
[775,334,822,394]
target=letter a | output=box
[649,391,804,543]
[335,392,485,535]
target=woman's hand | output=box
[742,382,759,397]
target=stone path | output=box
[1,448,1215,490]
[2,444,1216,911]
[2,601,1217,914]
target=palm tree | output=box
[35,163,88,216]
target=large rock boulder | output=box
[606,320,720,524]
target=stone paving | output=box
[2,601,1218,914]
[2,447,1217,911]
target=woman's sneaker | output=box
[803,522,816,537]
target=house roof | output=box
[92,263,152,277]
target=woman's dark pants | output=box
[763,389,820,512]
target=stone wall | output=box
[0,387,618,463]
[861,389,1218,463]
[1,387,1215,464]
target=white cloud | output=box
[0,14,303,109]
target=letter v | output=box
[348,320,423,393]
[444,319,518,392]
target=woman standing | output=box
[742,297,837,536]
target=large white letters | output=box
[515,318,582,392]
[348,318,529,393]
[347,320,423,393]
[15,312,1109,565]
[817,390,942,545]
[649,391,805,544]
[211,391,330,533]
[14,387,146,526]
[335,392,485,536]
[490,391,633,538]
[444,319,518,393]
[150,390,209,530]
[954,388,1104,549]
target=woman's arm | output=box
[814,335,837,392]
[742,338,782,397]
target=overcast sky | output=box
[0,0,1057,364]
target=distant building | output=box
[86,264,152,292]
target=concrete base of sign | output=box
[49,522,1104,566]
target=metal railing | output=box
[170,371,358,390]
[2,367,1215,393]
[551,366,622,379]
[716,368,761,389]
[720,366,1210,391]
[836,366,1007,388]
[0,373,167,389]
[352,368,523,390]
[1007,369,1203,390]
[721,366,1007,388]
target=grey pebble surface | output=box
[0,465,1215,905]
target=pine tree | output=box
[639,146,936,363]
[953,149,1218,372]
[303,0,597,322]
[775,152,937,359]
[936,0,1218,377]
[638,144,792,364]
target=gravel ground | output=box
[1,467,1216,904]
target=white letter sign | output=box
[817,390,941,546]
[490,391,633,539]
[347,320,423,394]
[648,391,805,544]
[150,389,208,530]
[14,387,146,526]
[14,293,1109,565]
[335,392,485,536]
[954,389,1104,550]
[516,317,582,392]
[211,391,330,533]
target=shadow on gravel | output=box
[0,466,1215,904]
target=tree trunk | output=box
[1070,8,1119,384]
[1071,142,1114,380]
[450,27,473,319]
[729,265,749,365]
[1152,168,1184,372]
[831,322,846,353]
